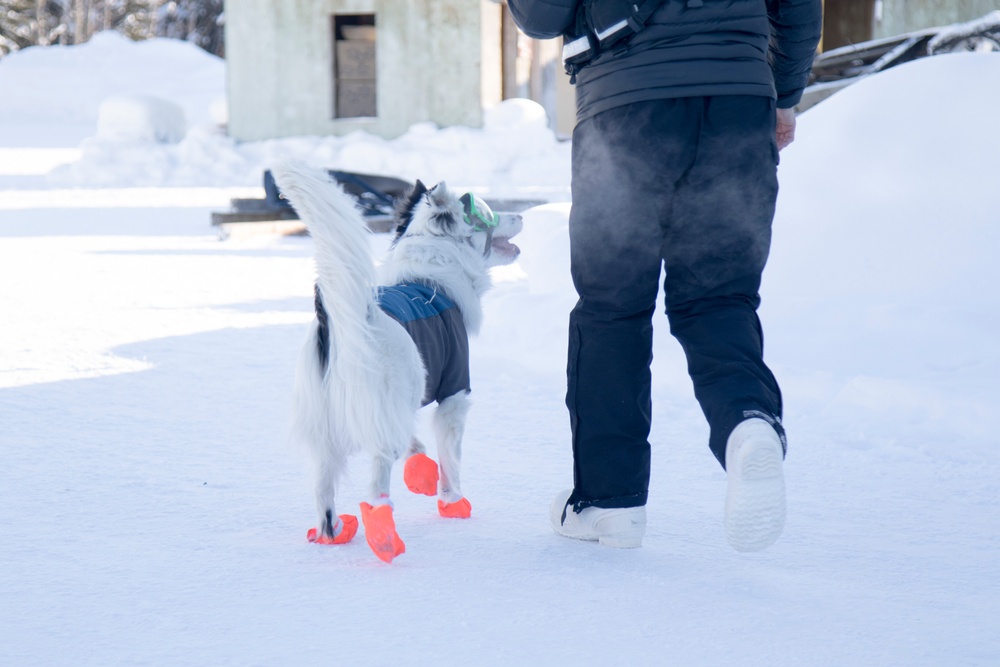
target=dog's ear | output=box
[393,180,428,238]
[424,182,461,235]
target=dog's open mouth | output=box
[491,235,520,260]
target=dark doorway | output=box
[332,14,377,118]
[822,0,876,50]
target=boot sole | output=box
[725,442,786,552]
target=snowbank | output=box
[0,31,224,148]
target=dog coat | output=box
[375,283,471,406]
[315,284,471,405]
[314,282,471,406]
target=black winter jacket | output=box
[507,0,822,121]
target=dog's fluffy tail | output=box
[271,162,379,371]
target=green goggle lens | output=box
[460,193,497,231]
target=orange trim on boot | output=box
[359,502,406,563]
[306,514,358,545]
[437,497,472,519]
[404,453,439,496]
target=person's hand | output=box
[775,107,797,151]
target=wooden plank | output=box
[213,209,396,240]
[211,195,547,243]
[211,208,299,225]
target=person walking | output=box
[506,0,822,551]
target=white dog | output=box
[271,163,522,563]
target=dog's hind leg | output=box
[359,454,406,562]
[307,447,358,545]
[295,324,360,546]
[434,391,472,518]
[367,453,395,501]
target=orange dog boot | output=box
[359,502,406,563]
[438,497,472,519]
[404,453,439,496]
[306,514,359,545]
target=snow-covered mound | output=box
[763,52,1000,446]
[96,93,187,144]
[0,31,223,147]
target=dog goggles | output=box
[459,193,497,232]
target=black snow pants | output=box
[566,95,785,511]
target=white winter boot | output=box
[549,490,646,548]
[724,418,786,552]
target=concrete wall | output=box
[874,0,1000,39]
[225,0,502,140]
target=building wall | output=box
[874,0,1000,39]
[225,0,502,141]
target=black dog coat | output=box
[315,282,471,406]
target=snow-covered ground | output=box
[1,33,998,666]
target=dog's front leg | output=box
[404,437,440,496]
[434,392,472,518]
[407,437,426,457]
